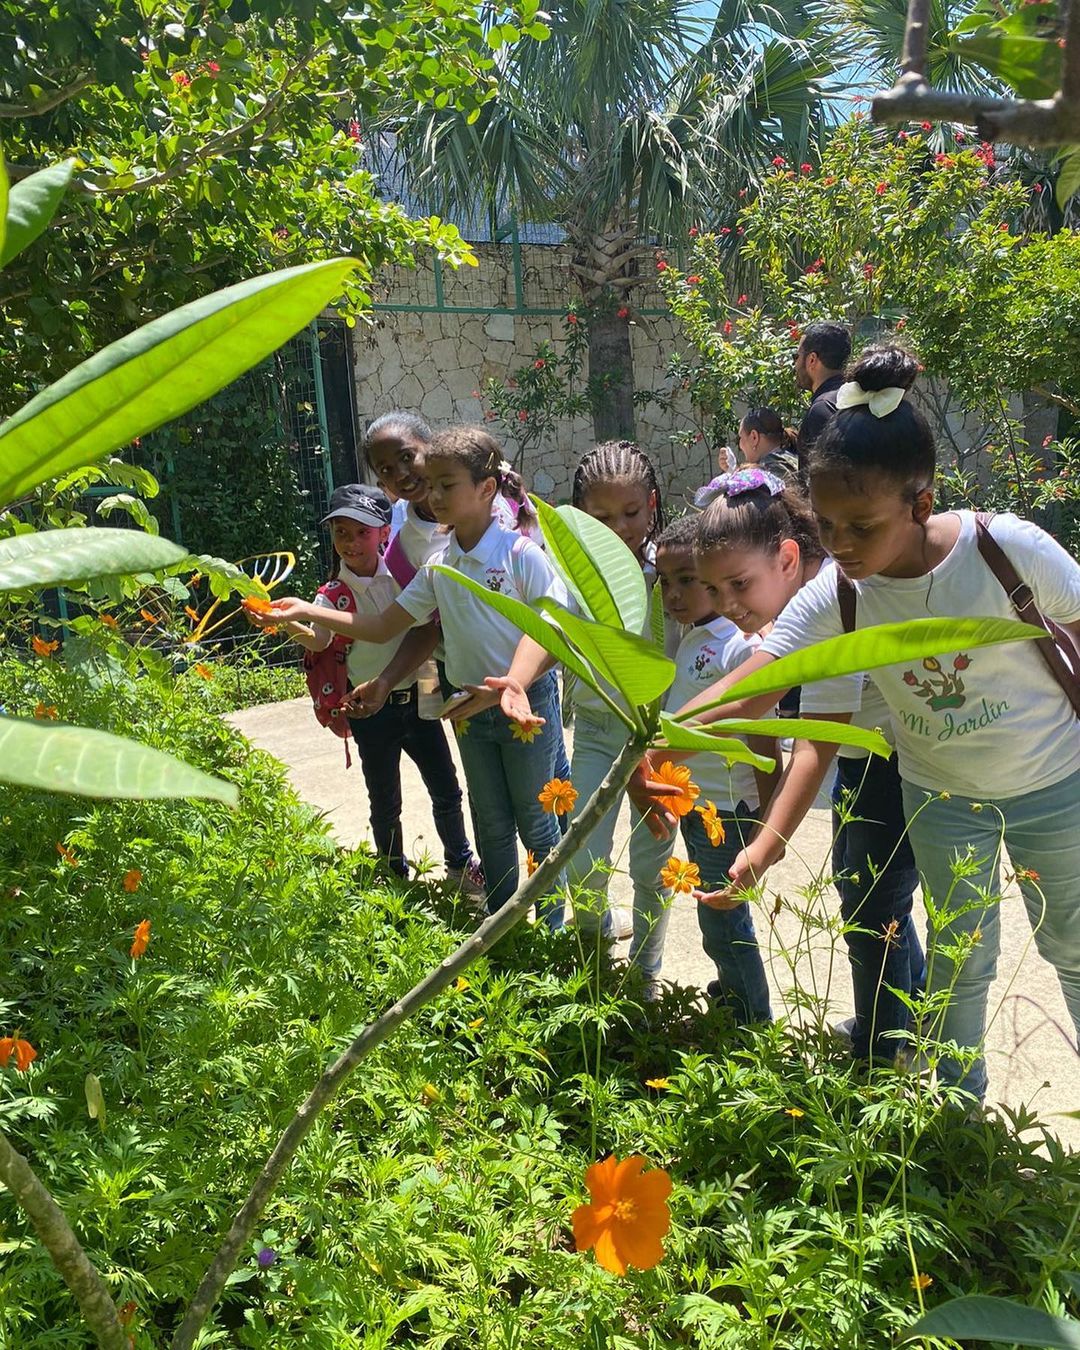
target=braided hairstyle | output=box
[571,440,665,543]
[425,425,538,532]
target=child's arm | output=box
[444,635,555,722]
[341,623,440,718]
[269,595,414,644]
[748,734,782,811]
[277,619,328,654]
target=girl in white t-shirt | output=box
[267,427,571,929]
[636,347,1080,1100]
[654,513,779,1023]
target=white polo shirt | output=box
[396,521,569,689]
[392,501,449,571]
[312,561,414,691]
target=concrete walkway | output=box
[228,698,1079,1148]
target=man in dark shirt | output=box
[794,321,851,480]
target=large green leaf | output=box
[1056,144,1080,209]
[653,717,776,772]
[0,157,7,263]
[908,1295,1080,1347]
[691,716,892,757]
[540,598,675,710]
[532,497,647,632]
[681,618,1045,718]
[0,528,187,593]
[0,160,73,268]
[0,259,358,508]
[0,718,238,804]
[428,564,630,723]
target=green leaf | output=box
[0,156,8,263]
[649,577,666,650]
[908,1295,1080,1347]
[532,497,646,632]
[0,717,238,804]
[654,715,776,772]
[1056,145,1080,209]
[84,1073,106,1128]
[0,160,73,268]
[0,259,358,508]
[702,717,892,757]
[950,30,1062,99]
[683,618,1045,718]
[0,528,187,593]
[540,598,675,710]
[428,563,623,718]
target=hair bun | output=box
[848,345,920,393]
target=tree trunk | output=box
[587,308,636,442]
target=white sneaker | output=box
[606,907,633,941]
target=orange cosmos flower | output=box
[911,1272,933,1291]
[130,919,151,959]
[511,720,540,744]
[184,605,200,623]
[31,635,59,658]
[572,1155,672,1276]
[0,1035,38,1072]
[538,778,578,816]
[193,663,214,680]
[33,703,58,720]
[99,614,119,629]
[660,857,700,894]
[139,608,160,626]
[122,868,142,893]
[652,761,700,817]
[695,800,726,846]
[56,842,78,866]
[526,850,539,877]
[241,595,274,615]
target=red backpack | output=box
[303,578,356,763]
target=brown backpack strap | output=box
[975,512,1080,718]
[835,568,857,634]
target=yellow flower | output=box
[695,801,726,847]
[652,761,701,817]
[420,1082,441,1106]
[660,856,700,894]
[645,1077,670,1090]
[511,720,540,743]
[31,635,59,658]
[526,850,539,877]
[468,1017,485,1030]
[784,1107,805,1118]
[911,1272,933,1291]
[922,656,942,672]
[538,778,578,816]
[33,703,58,720]
[193,663,214,681]
[572,1155,672,1276]
[454,718,471,738]
[454,976,470,993]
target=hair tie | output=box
[498,459,513,474]
[693,466,786,508]
[835,381,906,418]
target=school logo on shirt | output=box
[693,644,719,679]
[901,653,971,710]
[485,567,509,593]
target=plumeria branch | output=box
[171,732,650,1350]
[0,1129,128,1350]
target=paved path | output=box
[228,698,1079,1148]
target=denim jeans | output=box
[453,671,565,929]
[348,688,473,877]
[566,706,671,979]
[683,806,772,1024]
[832,753,924,1060]
[903,769,1080,1100]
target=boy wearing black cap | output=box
[274,484,483,894]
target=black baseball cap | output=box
[321,483,392,528]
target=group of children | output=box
[253,345,1080,1103]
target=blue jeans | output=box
[453,671,564,929]
[683,806,772,1024]
[832,753,924,1060]
[904,770,1080,1100]
[566,706,671,980]
[347,687,473,877]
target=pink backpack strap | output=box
[383,534,417,590]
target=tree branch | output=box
[0,1129,127,1350]
[0,75,97,118]
[872,80,1078,145]
[171,732,649,1350]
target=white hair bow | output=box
[835,381,906,418]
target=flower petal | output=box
[571,1202,603,1253]
[630,1167,673,1207]
[611,1219,666,1272]
[593,1226,628,1276]
[584,1155,619,1205]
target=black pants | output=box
[348,688,472,877]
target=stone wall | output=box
[350,242,712,505]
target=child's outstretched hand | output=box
[441,684,500,721]
[341,678,389,719]
[268,596,314,623]
[482,675,545,730]
[695,836,783,909]
[626,753,681,840]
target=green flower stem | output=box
[0,1128,127,1350]
[171,731,650,1350]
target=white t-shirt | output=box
[312,561,413,690]
[396,521,569,689]
[668,618,761,810]
[762,512,1080,798]
[393,501,448,571]
[389,498,408,538]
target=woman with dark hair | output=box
[738,407,799,483]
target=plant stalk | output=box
[171,732,649,1350]
[0,1128,128,1350]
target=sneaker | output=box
[447,858,486,903]
[642,979,663,1004]
[831,1016,857,1045]
[606,906,633,941]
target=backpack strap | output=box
[507,531,532,601]
[975,512,1080,718]
[382,534,417,590]
[835,568,857,634]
